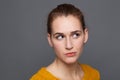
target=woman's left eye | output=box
[72,33,80,38]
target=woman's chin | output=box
[64,58,78,64]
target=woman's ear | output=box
[47,33,53,47]
[84,28,88,43]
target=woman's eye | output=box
[56,35,64,40]
[72,33,80,38]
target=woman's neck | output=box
[47,58,84,80]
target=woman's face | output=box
[48,15,88,64]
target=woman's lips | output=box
[65,52,76,57]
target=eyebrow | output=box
[53,33,64,37]
[71,30,82,34]
[53,30,82,36]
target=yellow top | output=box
[30,64,100,80]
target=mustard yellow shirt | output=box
[30,64,100,80]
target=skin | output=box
[47,15,88,80]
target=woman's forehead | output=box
[51,15,83,33]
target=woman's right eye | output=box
[56,35,64,40]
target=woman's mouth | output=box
[65,52,76,57]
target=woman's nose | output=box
[65,38,73,50]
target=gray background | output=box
[0,0,120,80]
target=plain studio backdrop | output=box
[0,0,120,80]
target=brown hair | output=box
[47,3,86,34]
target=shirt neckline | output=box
[41,64,86,80]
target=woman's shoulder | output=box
[80,64,99,72]
[80,64,100,80]
[30,67,59,80]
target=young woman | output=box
[30,3,100,80]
